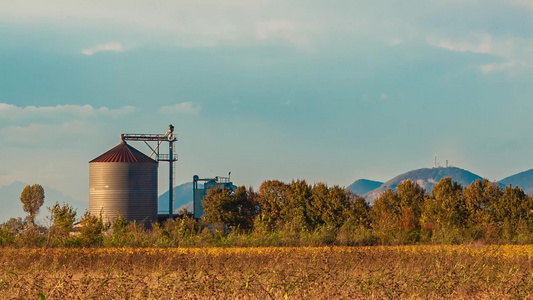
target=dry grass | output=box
[1,245,533,299]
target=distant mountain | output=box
[0,181,89,224]
[500,169,533,195]
[158,182,194,214]
[347,179,383,196]
[364,167,483,203]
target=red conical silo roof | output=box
[90,142,157,163]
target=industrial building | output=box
[89,125,176,227]
[89,125,236,226]
[89,141,158,226]
[193,174,237,219]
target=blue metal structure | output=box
[193,173,236,219]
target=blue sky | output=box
[1,0,533,203]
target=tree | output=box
[233,186,259,231]
[463,179,501,232]
[347,193,371,227]
[257,180,290,231]
[47,202,77,245]
[282,179,312,231]
[308,182,329,228]
[372,188,401,231]
[493,185,533,240]
[202,186,258,232]
[397,180,426,231]
[202,189,234,230]
[0,218,24,246]
[310,184,358,228]
[371,180,426,244]
[78,211,105,246]
[20,184,45,226]
[494,185,531,225]
[421,177,465,230]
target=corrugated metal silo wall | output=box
[89,162,158,226]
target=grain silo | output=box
[89,141,158,226]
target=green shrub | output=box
[78,211,105,247]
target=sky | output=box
[1,0,533,204]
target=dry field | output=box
[1,245,533,299]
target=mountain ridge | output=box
[362,167,483,203]
[158,182,194,214]
[500,169,533,195]
[347,179,383,196]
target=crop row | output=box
[1,245,533,299]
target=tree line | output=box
[3,178,533,247]
[201,178,533,245]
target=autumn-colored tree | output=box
[371,180,426,244]
[372,188,400,231]
[202,186,258,232]
[202,189,232,230]
[233,186,259,231]
[421,177,465,230]
[397,180,426,230]
[324,185,353,227]
[347,193,371,227]
[318,185,359,228]
[256,180,290,231]
[307,182,329,227]
[463,179,503,229]
[258,180,369,231]
[494,185,531,224]
[20,184,45,226]
[492,185,533,240]
[282,180,312,231]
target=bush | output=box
[47,202,77,246]
[336,219,377,246]
[0,227,15,246]
[15,224,45,247]
[78,211,105,247]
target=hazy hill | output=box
[0,181,89,224]
[500,169,533,194]
[364,167,483,203]
[347,179,383,196]
[158,182,194,214]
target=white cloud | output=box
[255,20,310,46]
[0,120,96,145]
[0,1,317,49]
[427,33,533,74]
[479,62,517,73]
[2,1,533,71]
[0,103,136,120]
[82,42,123,56]
[427,34,494,55]
[159,102,201,114]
